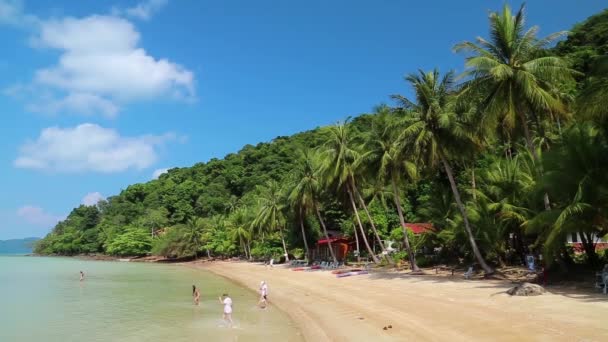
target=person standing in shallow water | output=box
[79,271,85,282]
[258,281,268,308]
[192,285,200,306]
[219,293,233,327]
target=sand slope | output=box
[194,262,608,342]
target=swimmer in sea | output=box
[80,271,85,282]
[192,285,200,306]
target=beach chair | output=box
[464,266,473,279]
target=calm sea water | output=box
[0,256,302,342]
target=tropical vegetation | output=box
[36,5,608,274]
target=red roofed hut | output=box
[404,223,435,235]
[314,233,350,261]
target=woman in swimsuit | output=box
[192,285,200,305]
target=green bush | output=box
[416,255,433,268]
[106,227,152,256]
[291,248,305,260]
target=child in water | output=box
[79,271,85,282]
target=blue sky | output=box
[0,0,605,239]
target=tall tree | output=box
[320,121,380,263]
[455,3,574,158]
[288,149,336,262]
[254,180,290,261]
[454,4,575,210]
[184,217,206,259]
[393,69,494,274]
[362,107,420,271]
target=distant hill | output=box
[0,237,40,254]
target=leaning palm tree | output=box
[184,217,206,259]
[454,4,575,161]
[362,107,420,271]
[393,69,494,274]
[319,121,380,263]
[288,149,336,262]
[253,180,290,261]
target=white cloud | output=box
[17,206,64,227]
[15,123,178,173]
[0,0,37,27]
[82,192,104,206]
[152,168,169,179]
[4,1,194,117]
[113,0,168,21]
[27,92,120,118]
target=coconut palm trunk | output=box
[353,223,360,262]
[439,152,494,274]
[299,207,310,260]
[353,184,393,264]
[391,176,420,272]
[246,241,252,260]
[278,226,289,262]
[238,235,246,259]
[314,203,337,263]
[519,110,552,211]
[471,166,477,202]
[347,186,379,263]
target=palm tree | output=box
[184,217,205,259]
[455,4,576,212]
[228,208,253,259]
[475,155,536,263]
[319,121,380,263]
[253,180,290,261]
[528,123,608,266]
[362,107,420,271]
[577,55,608,128]
[454,4,575,160]
[393,69,494,274]
[288,149,336,262]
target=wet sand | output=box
[191,261,608,342]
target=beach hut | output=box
[314,236,350,261]
[404,223,434,235]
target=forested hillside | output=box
[36,6,608,274]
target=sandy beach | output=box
[192,261,608,342]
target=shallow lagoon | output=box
[0,256,302,341]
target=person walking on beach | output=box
[219,293,233,327]
[258,281,268,308]
[79,271,85,282]
[192,285,201,306]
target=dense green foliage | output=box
[36,4,608,272]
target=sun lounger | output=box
[336,270,369,278]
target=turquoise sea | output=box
[0,256,302,341]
